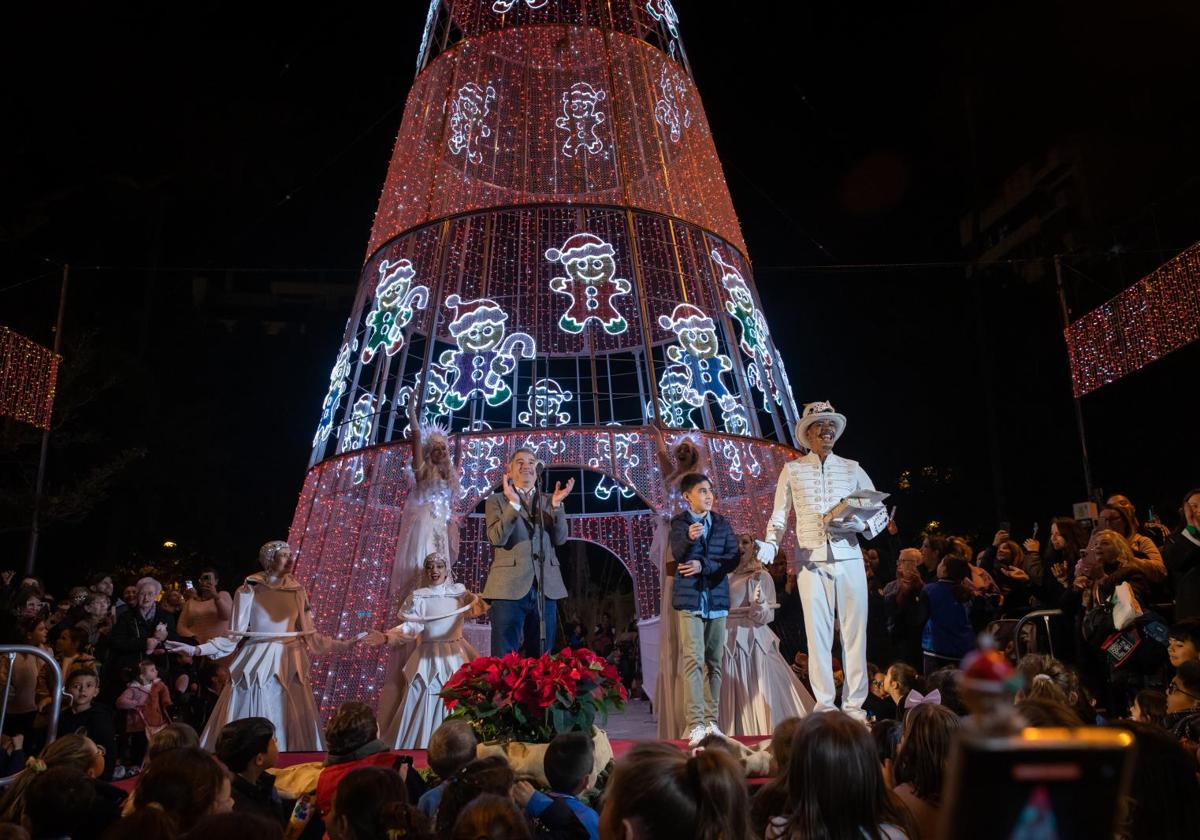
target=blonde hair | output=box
[0,735,98,823]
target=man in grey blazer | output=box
[484,448,575,656]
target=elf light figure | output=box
[556,82,608,158]
[360,259,429,365]
[517,378,574,427]
[711,248,779,408]
[434,295,535,412]
[447,82,496,165]
[313,339,356,447]
[546,233,631,335]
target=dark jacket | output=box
[1164,529,1200,621]
[59,703,117,780]
[106,604,178,682]
[231,771,287,825]
[668,510,739,612]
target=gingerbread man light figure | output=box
[434,295,535,412]
[546,232,632,335]
[517,378,574,427]
[447,81,496,165]
[361,258,430,365]
[658,303,745,433]
[555,82,608,158]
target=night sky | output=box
[4,1,1199,584]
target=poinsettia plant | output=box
[441,647,629,743]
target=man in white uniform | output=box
[758,401,879,720]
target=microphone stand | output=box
[531,465,548,654]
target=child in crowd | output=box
[668,472,741,747]
[54,626,96,678]
[513,731,598,840]
[1168,618,1200,668]
[417,719,478,822]
[215,716,284,825]
[59,668,117,780]
[146,722,200,763]
[453,794,530,840]
[1131,688,1167,727]
[328,765,430,840]
[435,756,516,839]
[749,716,802,838]
[116,658,172,769]
[766,712,915,840]
[598,742,750,840]
[892,703,962,840]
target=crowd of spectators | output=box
[0,486,1197,838]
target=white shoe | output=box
[687,725,708,747]
[705,721,725,738]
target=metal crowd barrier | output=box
[0,644,65,788]
[1013,609,1064,661]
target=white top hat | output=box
[795,400,847,449]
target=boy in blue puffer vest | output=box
[669,472,741,747]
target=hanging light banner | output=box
[0,327,60,430]
[1065,242,1200,397]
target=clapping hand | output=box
[1003,566,1030,583]
[363,630,388,647]
[501,474,521,506]
[551,478,575,508]
[1023,538,1040,553]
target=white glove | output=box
[165,639,223,657]
[755,539,777,564]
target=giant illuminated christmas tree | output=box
[290,0,801,715]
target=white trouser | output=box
[795,546,869,719]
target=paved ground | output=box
[600,697,657,740]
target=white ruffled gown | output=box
[379,470,461,719]
[378,582,479,749]
[718,568,814,735]
[198,573,349,751]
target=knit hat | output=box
[445,294,507,337]
[545,232,615,264]
[658,303,714,332]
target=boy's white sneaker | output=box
[687,724,708,747]
[705,721,725,738]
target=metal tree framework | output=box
[289,0,802,716]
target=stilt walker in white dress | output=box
[718,534,814,736]
[757,401,883,722]
[168,540,362,751]
[647,427,707,740]
[378,395,463,720]
[366,552,486,749]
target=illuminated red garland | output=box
[1065,242,1200,396]
[0,327,60,430]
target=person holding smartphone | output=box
[176,568,233,646]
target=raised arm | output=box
[652,426,674,480]
[408,392,426,475]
